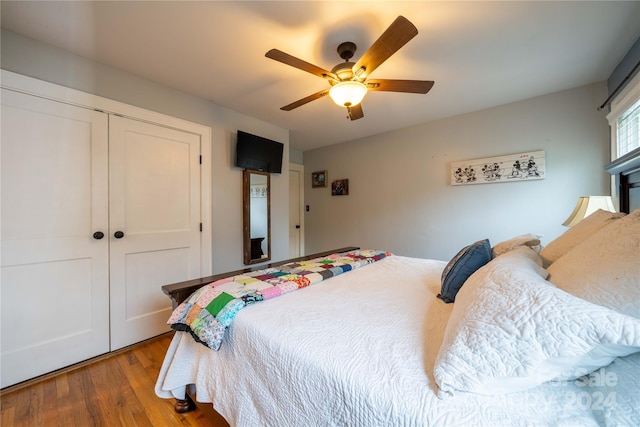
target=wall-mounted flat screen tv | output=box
[235,130,284,174]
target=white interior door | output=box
[289,164,304,258]
[109,116,201,350]
[1,89,110,387]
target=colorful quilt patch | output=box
[167,249,391,350]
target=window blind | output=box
[617,98,640,157]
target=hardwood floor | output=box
[1,333,230,427]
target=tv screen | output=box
[235,130,284,174]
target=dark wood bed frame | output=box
[161,246,359,413]
[161,147,640,416]
[162,246,359,309]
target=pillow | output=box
[438,239,491,303]
[547,208,640,318]
[492,233,541,257]
[434,246,640,398]
[540,209,626,267]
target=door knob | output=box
[93,231,105,240]
[114,231,125,239]
[295,225,300,229]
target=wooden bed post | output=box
[174,393,196,413]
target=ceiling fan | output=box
[265,16,434,121]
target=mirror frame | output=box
[243,169,271,265]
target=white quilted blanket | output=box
[156,255,640,426]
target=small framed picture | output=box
[312,170,327,188]
[331,179,349,196]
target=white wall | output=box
[290,149,304,165]
[1,29,289,273]
[3,30,613,265]
[303,83,611,261]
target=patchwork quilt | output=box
[167,249,390,350]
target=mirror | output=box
[243,169,271,264]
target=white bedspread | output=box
[155,255,640,426]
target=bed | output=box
[155,150,640,426]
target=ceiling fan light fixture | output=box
[266,16,430,119]
[329,81,368,107]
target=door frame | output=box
[0,70,213,277]
[289,163,305,256]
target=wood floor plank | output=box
[117,343,175,426]
[55,373,69,399]
[67,369,93,427]
[87,358,122,426]
[80,366,111,427]
[0,392,16,427]
[28,384,45,426]
[133,344,154,369]
[54,376,78,427]
[107,354,151,426]
[12,387,32,427]
[1,334,228,427]
[42,378,59,426]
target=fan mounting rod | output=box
[336,42,356,61]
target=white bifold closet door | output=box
[1,89,110,387]
[1,90,202,387]
[108,116,201,350]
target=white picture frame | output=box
[450,150,545,186]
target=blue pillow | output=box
[438,239,491,303]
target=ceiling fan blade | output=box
[352,16,418,78]
[281,89,330,111]
[366,79,434,94]
[266,49,338,81]
[348,104,364,120]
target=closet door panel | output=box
[0,89,110,387]
[109,116,201,350]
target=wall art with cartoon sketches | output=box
[450,150,545,186]
[250,184,268,197]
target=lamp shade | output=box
[329,81,367,107]
[562,196,616,227]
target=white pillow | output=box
[492,233,541,257]
[547,208,640,318]
[434,246,640,397]
[540,209,626,267]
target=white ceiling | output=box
[2,1,639,152]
